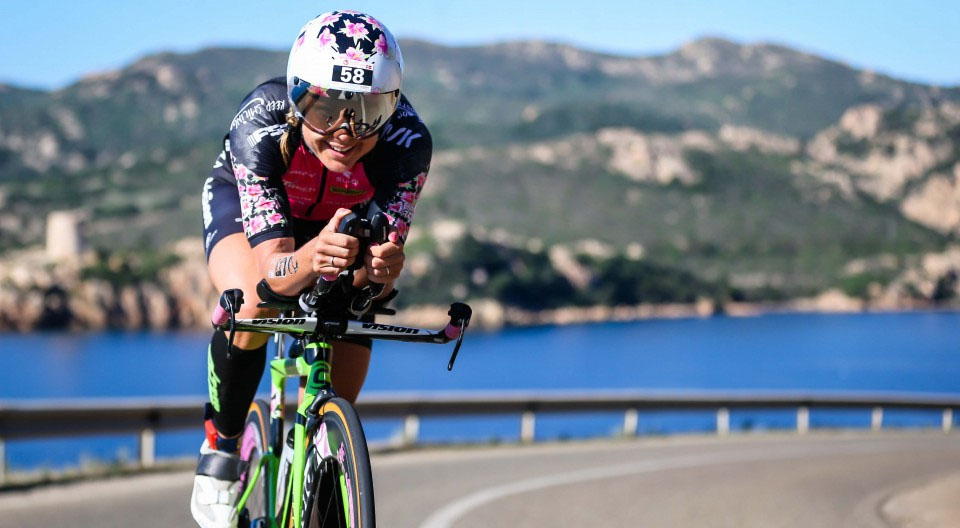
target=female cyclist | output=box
[190,11,431,528]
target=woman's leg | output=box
[206,233,276,438]
[329,340,372,404]
[193,182,275,528]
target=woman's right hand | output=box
[312,208,360,275]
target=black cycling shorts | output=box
[201,176,245,261]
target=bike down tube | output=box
[291,341,334,528]
[267,346,326,528]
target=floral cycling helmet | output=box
[286,11,404,138]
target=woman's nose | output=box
[331,125,357,142]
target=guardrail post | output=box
[797,406,810,434]
[0,437,6,485]
[521,411,536,443]
[871,407,884,431]
[403,415,420,445]
[717,408,730,436]
[139,429,156,468]
[623,409,639,437]
[943,409,954,433]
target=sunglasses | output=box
[290,78,399,139]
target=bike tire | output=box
[239,399,271,527]
[301,397,376,528]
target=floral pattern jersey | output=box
[209,77,431,249]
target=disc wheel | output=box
[301,397,375,528]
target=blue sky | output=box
[3,1,959,90]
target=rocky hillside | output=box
[1,37,959,330]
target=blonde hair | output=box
[279,108,302,167]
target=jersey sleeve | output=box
[363,95,433,244]
[226,79,295,247]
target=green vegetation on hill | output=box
[1,38,959,316]
[397,235,727,310]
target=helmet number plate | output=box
[332,61,373,91]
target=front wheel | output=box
[301,397,376,528]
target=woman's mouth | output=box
[325,141,356,156]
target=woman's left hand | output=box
[364,239,405,284]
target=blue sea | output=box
[1,311,959,471]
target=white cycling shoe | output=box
[190,439,248,528]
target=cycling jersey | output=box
[202,76,431,256]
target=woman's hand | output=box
[312,208,360,275]
[364,232,405,284]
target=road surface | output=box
[1,431,958,527]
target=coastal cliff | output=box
[2,231,957,332]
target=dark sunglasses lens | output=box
[295,86,399,138]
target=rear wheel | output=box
[302,397,376,528]
[239,399,271,527]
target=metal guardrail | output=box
[1,391,958,482]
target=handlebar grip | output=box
[212,288,244,328]
[211,305,231,327]
[443,323,462,340]
[370,212,391,244]
[444,303,472,371]
[441,303,471,340]
[337,212,361,235]
[302,212,361,311]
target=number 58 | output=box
[340,67,366,84]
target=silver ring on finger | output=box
[330,256,336,267]
[385,266,391,276]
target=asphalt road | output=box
[1,431,958,528]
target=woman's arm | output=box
[252,208,360,296]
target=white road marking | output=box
[418,440,912,528]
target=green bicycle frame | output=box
[235,337,336,528]
[217,298,470,528]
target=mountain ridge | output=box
[1,37,958,330]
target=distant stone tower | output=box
[46,210,87,261]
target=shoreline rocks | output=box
[2,237,958,332]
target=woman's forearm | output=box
[258,240,320,296]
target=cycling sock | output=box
[207,330,267,438]
[203,402,241,453]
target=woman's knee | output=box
[330,341,372,404]
[207,234,275,349]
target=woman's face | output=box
[300,124,378,173]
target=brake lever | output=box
[226,303,237,358]
[444,302,472,371]
[446,321,467,371]
[212,289,244,358]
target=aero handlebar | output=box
[212,288,472,370]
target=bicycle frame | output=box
[226,308,469,528]
[236,332,335,528]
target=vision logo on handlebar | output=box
[251,318,308,325]
[360,322,420,334]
